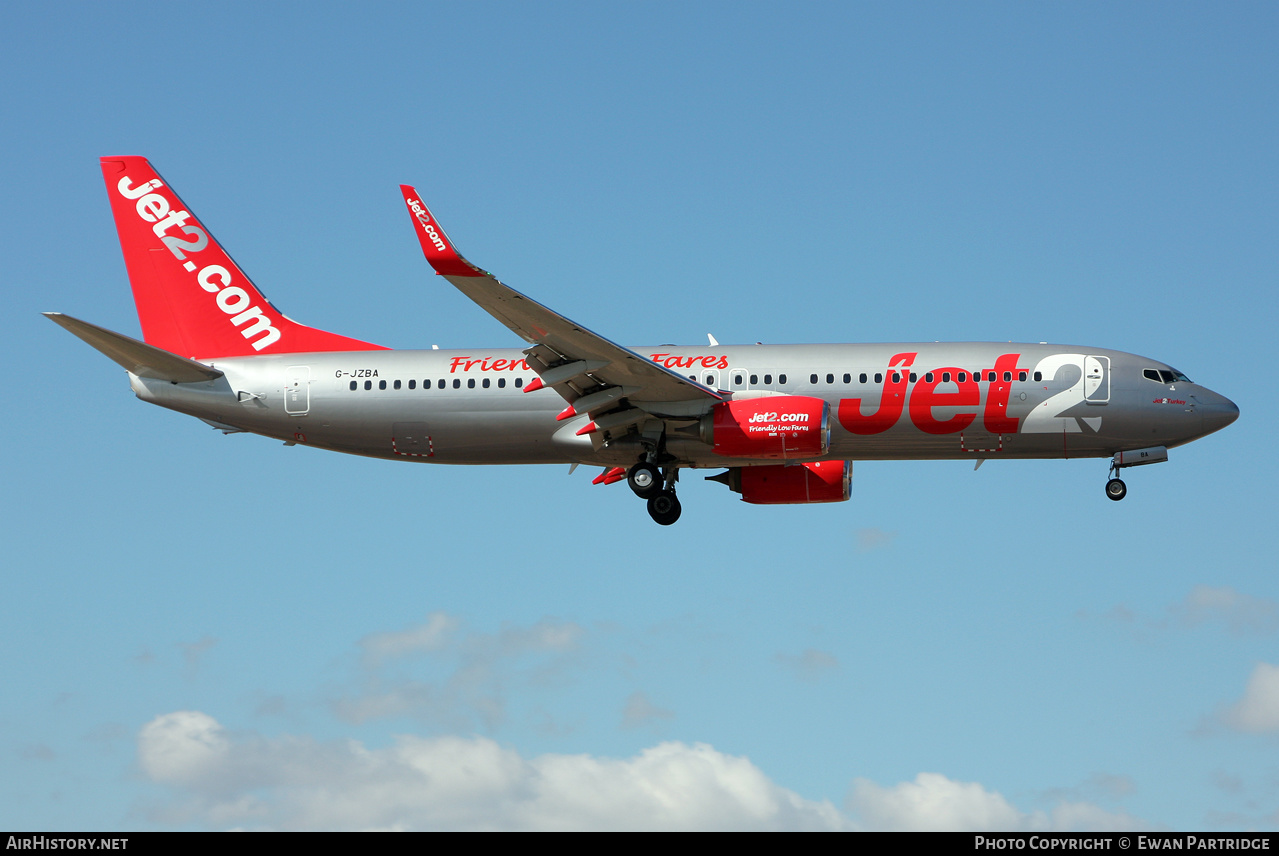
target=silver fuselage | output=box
[131,342,1238,469]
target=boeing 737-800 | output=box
[48,157,1239,524]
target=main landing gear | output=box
[646,490,681,525]
[628,460,681,525]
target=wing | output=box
[399,186,722,429]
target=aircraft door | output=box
[1084,356,1110,404]
[392,422,433,457]
[285,366,310,415]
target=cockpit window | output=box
[1146,367,1194,384]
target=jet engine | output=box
[699,396,830,459]
[708,460,852,504]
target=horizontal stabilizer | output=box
[44,313,223,383]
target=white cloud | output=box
[179,636,217,673]
[855,528,897,552]
[358,611,459,666]
[1174,587,1279,636]
[775,648,840,682]
[1221,662,1279,733]
[138,711,231,785]
[849,773,1022,831]
[1041,772,1136,804]
[335,615,586,730]
[135,711,849,831]
[621,691,675,729]
[136,713,1153,832]
[847,772,1150,832]
[1087,587,1279,639]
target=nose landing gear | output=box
[1104,445,1169,501]
[1105,476,1127,501]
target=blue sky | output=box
[3,1,1276,830]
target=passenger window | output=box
[874,373,882,383]
[498,378,506,388]
[891,372,900,383]
[909,373,917,382]
[942,372,950,383]
[394,379,401,390]
[1033,372,1042,382]
[779,374,788,384]
[705,374,714,385]
[859,373,867,384]
[409,380,416,390]
[452,379,460,389]
[827,373,835,384]
[810,374,818,384]
[843,373,851,384]
[764,374,772,384]
[379,380,387,390]
[364,380,372,390]
[750,374,758,384]
[734,374,744,385]
[925,372,934,383]
[349,381,357,391]
[1018,371,1027,382]
[515,377,524,388]
[988,371,996,382]
[958,372,966,382]
[1002,372,1011,382]
[467,379,476,388]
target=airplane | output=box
[47,157,1239,525]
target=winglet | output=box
[399,186,486,277]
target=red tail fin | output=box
[101,157,385,358]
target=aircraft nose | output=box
[1199,391,1239,436]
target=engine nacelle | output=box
[710,460,852,505]
[699,396,830,459]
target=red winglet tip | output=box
[400,186,482,278]
[556,405,577,422]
